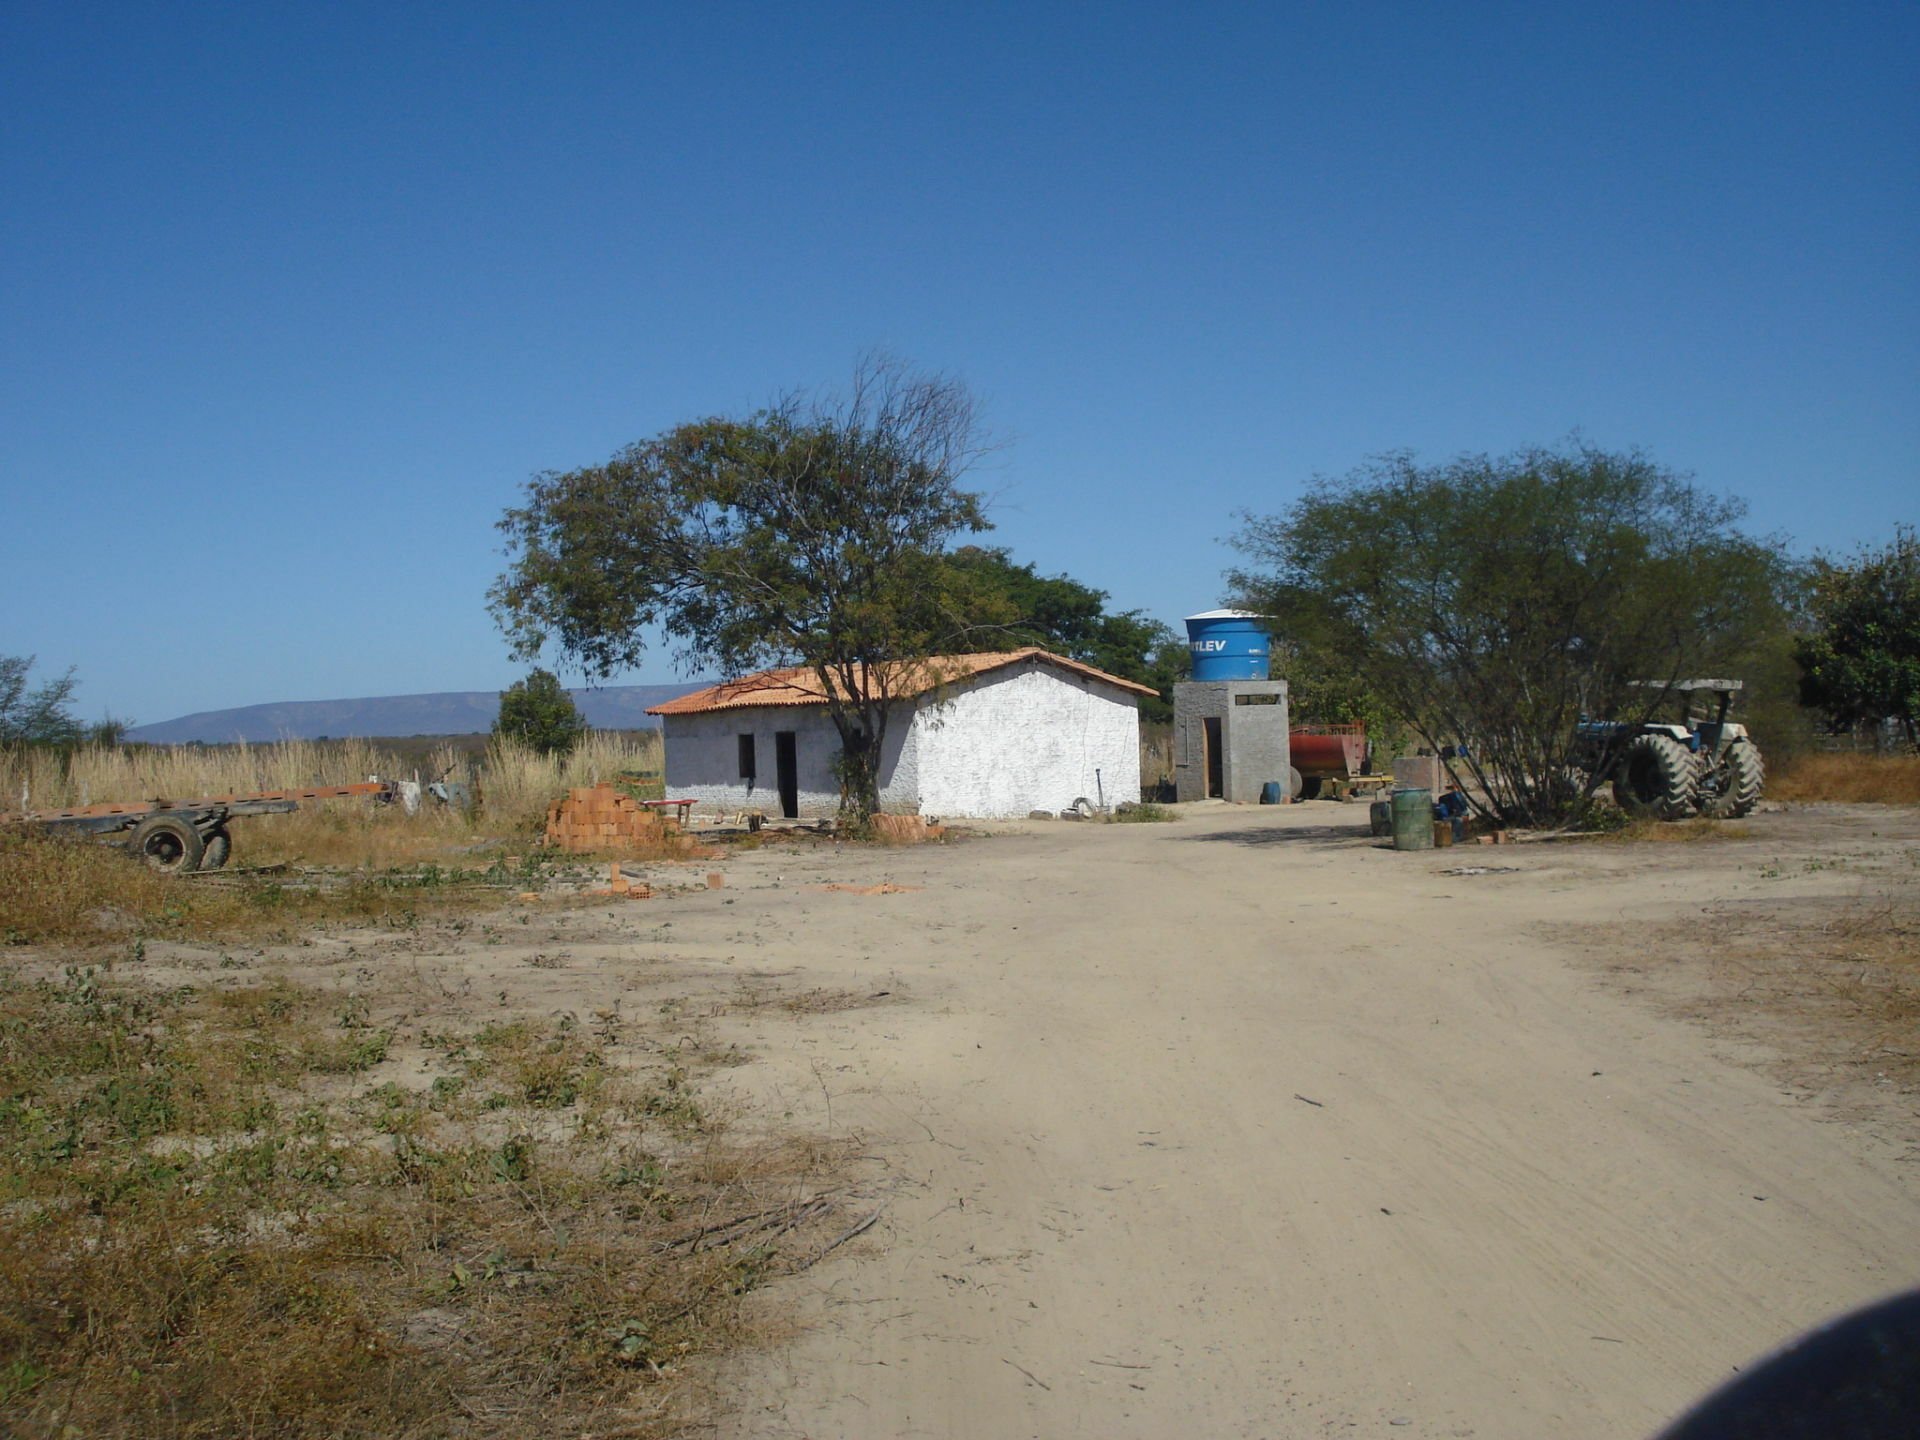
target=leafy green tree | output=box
[946,547,1187,721]
[490,358,995,820]
[0,655,82,745]
[494,668,587,755]
[1795,525,1920,748]
[1229,443,1789,825]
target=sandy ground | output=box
[634,801,1920,1440]
[137,801,1915,1438]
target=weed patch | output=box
[0,966,855,1439]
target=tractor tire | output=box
[132,815,206,874]
[1611,734,1698,820]
[1697,741,1765,819]
[202,828,233,870]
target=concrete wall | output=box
[660,706,916,817]
[913,661,1142,818]
[1173,680,1291,803]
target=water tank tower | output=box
[1173,611,1290,803]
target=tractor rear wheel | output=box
[1612,734,1697,820]
[132,815,206,874]
[1697,740,1764,819]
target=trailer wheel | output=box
[1299,775,1324,800]
[132,815,206,874]
[203,828,232,870]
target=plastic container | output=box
[1184,610,1270,682]
[1391,787,1434,851]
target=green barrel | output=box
[1391,788,1434,851]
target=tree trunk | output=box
[828,713,884,825]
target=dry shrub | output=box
[0,967,854,1439]
[1768,751,1920,805]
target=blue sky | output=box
[3,3,1914,726]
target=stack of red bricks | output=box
[544,783,699,856]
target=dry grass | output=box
[0,732,660,824]
[1590,873,1920,1123]
[1594,817,1758,845]
[0,830,522,949]
[1696,889,1920,1091]
[1139,723,1174,800]
[1767,751,1920,805]
[0,959,854,1439]
[476,733,663,833]
[1,733,665,870]
[1,737,404,812]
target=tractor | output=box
[1573,680,1765,820]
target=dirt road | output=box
[657,805,1919,1438]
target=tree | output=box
[490,357,995,820]
[1229,443,1789,825]
[1795,525,1920,749]
[494,668,587,755]
[0,655,82,746]
[946,547,1187,721]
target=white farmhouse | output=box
[646,647,1153,819]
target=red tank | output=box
[1290,724,1367,777]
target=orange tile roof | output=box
[646,647,1159,716]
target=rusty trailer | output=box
[3,782,395,873]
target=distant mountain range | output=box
[125,683,710,744]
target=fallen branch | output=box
[659,1196,835,1253]
[789,1205,885,1273]
[1004,1357,1051,1391]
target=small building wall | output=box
[659,707,916,817]
[1173,680,1291,803]
[913,662,1142,818]
[660,659,1143,820]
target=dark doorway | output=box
[1204,716,1224,798]
[774,731,799,818]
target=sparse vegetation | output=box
[1767,751,1920,805]
[0,948,852,1439]
[0,830,519,948]
[1631,888,1920,1097]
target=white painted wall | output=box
[659,659,1142,819]
[660,706,916,817]
[911,662,1142,818]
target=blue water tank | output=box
[1185,610,1270,681]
